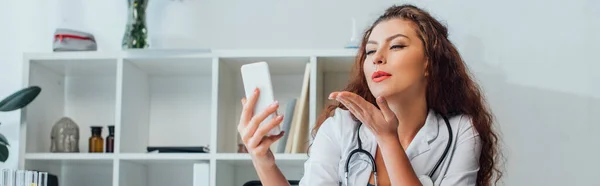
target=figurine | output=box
[50,117,80,152]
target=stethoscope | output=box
[343,114,453,186]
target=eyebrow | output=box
[367,33,409,44]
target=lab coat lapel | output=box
[357,123,378,160]
[405,110,440,161]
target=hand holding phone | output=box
[240,62,283,136]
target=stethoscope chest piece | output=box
[418,175,434,186]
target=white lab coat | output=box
[298,108,481,186]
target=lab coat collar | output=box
[359,109,440,160]
[358,122,378,157]
[423,109,441,144]
[405,109,440,160]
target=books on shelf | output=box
[272,63,311,154]
[276,98,296,153]
[0,169,55,186]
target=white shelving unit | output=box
[18,49,357,186]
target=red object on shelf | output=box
[54,34,94,42]
[52,28,97,51]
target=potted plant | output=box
[0,86,41,162]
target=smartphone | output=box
[241,62,282,136]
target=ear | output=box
[423,57,430,77]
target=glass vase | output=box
[122,0,149,49]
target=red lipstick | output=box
[372,70,392,82]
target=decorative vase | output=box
[50,117,80,153]
[122,0,149,49]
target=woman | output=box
[237,4,502,186]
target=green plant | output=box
[0,86,41,162]
[122,0,149,49]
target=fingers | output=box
[243,101,280,144]
[238,98,248,132]
[334,94,369,125]
[236,88,285,158]
[376,96,398,124]
[342,92,375,110]
[328,92,339,100]
[240,88,260,125]
[254,131,285,152]
[337,96,362,118]
[336,91,371,116]
[248,114,284,148]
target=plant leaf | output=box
[0,133,8,146]
[0,86,41,112]
[0,145,8,162]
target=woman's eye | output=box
[391,45,406,49]
[366,50,376,55]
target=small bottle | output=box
[89,126,104,153]
[106,125,115,153]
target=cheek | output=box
[363,62,373,77]
[363,60,376,86]
[389,53,426,82]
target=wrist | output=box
[253,159,278,173]
[377,133,401,148]
[252,154,276,167]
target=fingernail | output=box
[328,93,334,100]
[271,100,279,107]
[377,97,383,103]
[277,115,283,120]
[254,88,259,93]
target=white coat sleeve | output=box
[298,113,342,186]
[439,116,482,186]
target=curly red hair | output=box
[313,4,504,186]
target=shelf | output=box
[20,49,359,186]
[24,158,113,186]
[24,58,118,153]
[215,57,310,153]
[311,56,355,125]
[212,49,357,57]
[123,56,213,76]
[219,56,310,75]
[119,57,214,153]
[24,153,306,160]
[119,158,209,186]
[216,157,305,186]
[25,49,357,61]
[119,153,211,162]
[216,154,307,168]
[215,153,307,161]
[25,51,119,61]
[24,153,116,160]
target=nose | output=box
[372,51,386,65]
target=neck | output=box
[386,91,428,147]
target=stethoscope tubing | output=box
[344,114,452,186]
[428,115,452,178]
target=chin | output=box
[369,88,396,99]
[369,82,409,100]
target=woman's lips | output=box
[372,70,392,83]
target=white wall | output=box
[0,0,47,170]
[1,0,599,185]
